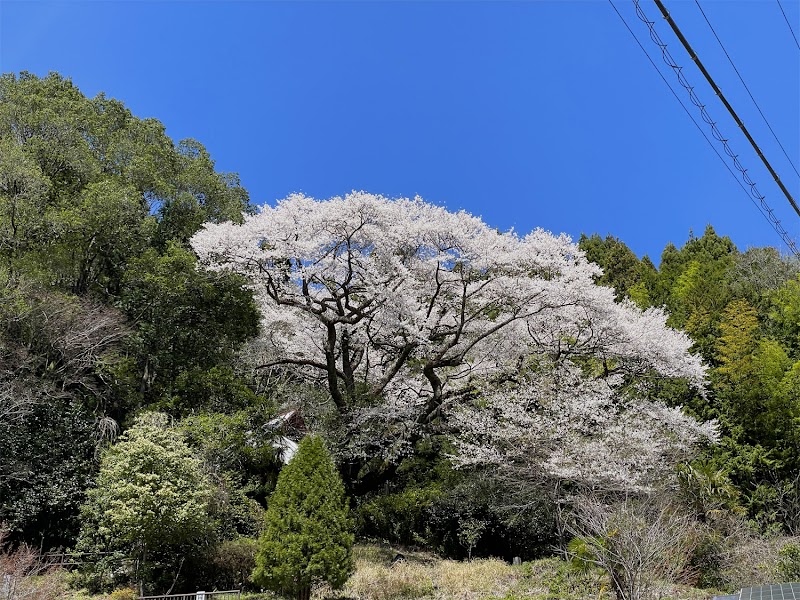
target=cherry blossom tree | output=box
[450,357,718,492]
[192,192,704,425]
[191,192,717,486]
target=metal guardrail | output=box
[139,591,241,600]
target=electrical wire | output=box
[653,0,800,220]
[776,0,800,51]
[695,0,799,178]
[628,0,799,256]
[606,0,773,232]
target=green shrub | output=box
[777,542,800,580]
[209,537,259,591]
[687,530,725,589]
[356,486,440,547]
[546,559,608,600]
[107,588,137,600]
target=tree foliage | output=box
[120,244,260,408]
[578,233,656,303]
[579,227,800,529]
[0,73,262,554]
[0,284,127,546]
[77,413,213,595]
[452,357,717,493]
[253,435,354,600]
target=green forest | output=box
[1,72,799,600]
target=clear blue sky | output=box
[1,0,798,261]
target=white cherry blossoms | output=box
[191,192,716,487]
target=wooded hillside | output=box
[1,72,799,599]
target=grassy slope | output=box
[313,544,719,600]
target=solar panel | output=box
[739,583,800,600]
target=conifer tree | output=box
[252,435,354,600]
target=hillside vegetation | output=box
[1,72,799,600]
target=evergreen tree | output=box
[578,233,643,300]
[253,435,354,600]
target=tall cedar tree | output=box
[253,436,354,600]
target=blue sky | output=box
[1,0,798,261]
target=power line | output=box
[653,0,800,220]
[606,0,774,231]
[776,0,800,51]
[625,0,799,257]
[694,0,800,179]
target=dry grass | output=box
[343,560,436,600]
[313,544,737,600]
[435,559,519,598]
[313,545,578,600]
[341,556,525,600]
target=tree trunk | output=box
[340,328,356,397]
[325,323,345,410]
